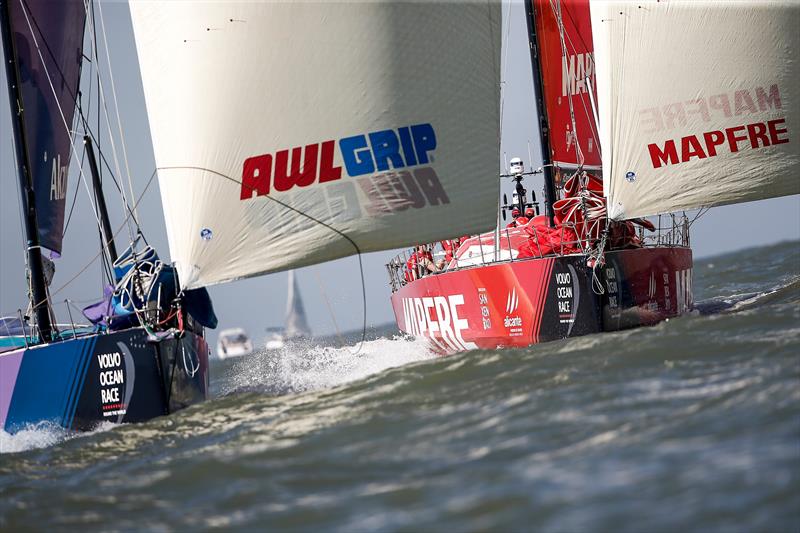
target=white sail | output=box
[130,1,501,289]
[591,1,800,220]
[284,271,311,340]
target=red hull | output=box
[390,247,693,353]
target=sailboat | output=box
[0,0,215,433]
[387,0,798,352]
[265,271,312,350]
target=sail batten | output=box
[131,1,502,289]
[592,0,800,220]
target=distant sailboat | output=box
[284,271,311,341]
[265,271,312,349]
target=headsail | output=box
[532,0,600,171]
[130,2,502,289]
[284,271,311,340]
[592,1,800,220]
[7,0,85,254]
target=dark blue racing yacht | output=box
[0,0,215,433]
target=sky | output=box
[1,1,798,349]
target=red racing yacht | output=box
[386,0,697,353]
[388,0,797,353]
[387,171,693,353]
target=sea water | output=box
[1,241,798,531]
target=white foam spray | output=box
[0,421,116,455]
[220,335,434,396]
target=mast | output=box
[1,0,54,342]
[525,0,558,227]
[84,135,118,264]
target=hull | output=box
[390,246,693,352]
[0,327,209,433]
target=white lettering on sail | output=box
[49,153,67,201]
[562,52,595,98]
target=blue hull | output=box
[0,328,209,433]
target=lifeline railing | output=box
[0,298,98,351]
[386,214,690,293]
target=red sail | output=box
[533,0,600,170]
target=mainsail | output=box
[532,0,600,171]
[7,0,85,254]
[284,271,311,340]
[130,2,502,289]
[592,1,799,220]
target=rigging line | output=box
[558,14,600,152]
[8,109,29,271]
[498,0,513,135]
[312,268,345,347]
[16,0,86,111]
[687,207,709,228]
[88,0,100,196]
[73,108,143,232]
[95,0,137,223]
[157,165,369,355]
[11,0,91,246]
[64,13,98,238]
[550,0,585,168]
[34,168,158,308]
[18,0,106,235]
[61,143,85,237]
[83,0,136,243]
[74,118,142,229]
[561,2,593,68]
[486,0,502,160]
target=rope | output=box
[313,269,345,347]
[31,169,158,310]
[181,341,199,378]
[498,0,513,135]
[17,0,106,235]
[82,0,137,243]
[550,0,585,169]
[95,0,137,223]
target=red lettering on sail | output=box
[648,140,679,168]
[768,118,789,145]
[648,118,790,168]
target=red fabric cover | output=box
[517,220,582,258]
